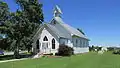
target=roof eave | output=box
[72,34,90,41]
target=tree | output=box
[16,0,44,24]
[15,0,44,52]
[7,11,28,58]
[0,1,9,33]
[0,0,44,58]
[22,36,33,52]
[0,1,11,50]
[7,9,39,58]
[6,0,44,58]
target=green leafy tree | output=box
[6,0,44,58]
[0,1,9,33]
[8,9,40,58]
[16,0,44,24]
[7,11,29,58]
[0,0,44,58]
[15,0,44,52]
[0,1,11,50]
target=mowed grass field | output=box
[0,52,120,68]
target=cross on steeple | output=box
[54,5,62,17]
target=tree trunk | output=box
[27,44,32,53]
[14,41,20,59]
[28,47,30,53]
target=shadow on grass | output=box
[0,53,32,61]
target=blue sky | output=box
[3,0,120,46]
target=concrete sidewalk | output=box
[4,51,28,55]
[0,58,28,63]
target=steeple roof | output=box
[54,5,62,17]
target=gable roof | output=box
[46,23,71,39]
[33,16,89,42]
[50,17,89,40]
[32,22,71,42]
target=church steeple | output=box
[50,5,63,24]
[54,5,62,17]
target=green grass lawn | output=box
[0,52,120,68]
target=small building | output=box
[32,5,90,54]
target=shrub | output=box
[113,50,120,55]
[89,46,93,51]
[58,44,74,56]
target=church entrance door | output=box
[41,41,50,54]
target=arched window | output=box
[43,36,48,41]
[52,38,55,49]
[36,40,39,49]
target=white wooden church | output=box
[32,6,89,54]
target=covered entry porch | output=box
[34,36,58,54]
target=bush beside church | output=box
[57,44,74,56]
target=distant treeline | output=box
[89,45,120,51]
